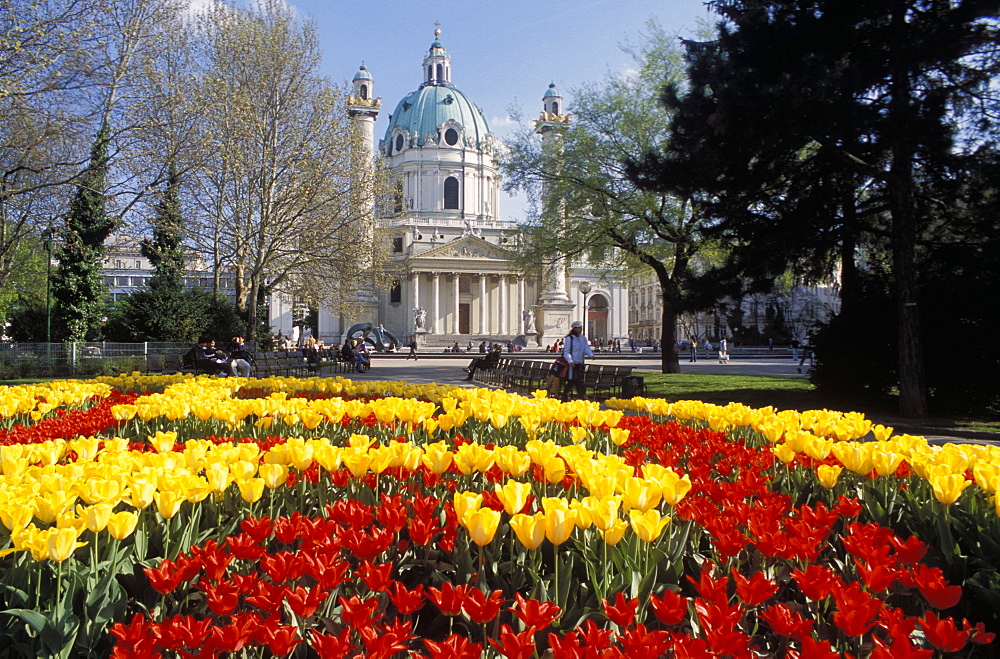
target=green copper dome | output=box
[384,83,492,150]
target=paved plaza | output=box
[324,350,995,447]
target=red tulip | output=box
[791,564,839,601]
[871,635,933,659]
[426,582,471,617]
[359,560,394,592]
[408,516,441,546]
[650,590,688,626]
[853,559,901,593]
[794,636,841,658]
[359,618,416,657]
[253,617,300,657]
[487,624,537,659]
[245,580,286,615]
[602,592,638,627]
[510,593,562,629]
[576,619,613,651]
[910,563,962,610]
[963,618,996,645]
[731,569,778,606]
[259,551,304,583]
[889,535,928,567]
[760,603,813,642]
[285,584,328,618]
[338,594,382,629]
[388,582,426,615]
[200,577,241,616]
[310,628,354,657]
[225,532,267,561]
[546,631,582,659]
[463,588,505,624]
[302,553,349,592]
[687,563,728,603]
[619,623,671,656]
[919,611,970,653]
[422,633,482,659]
[831,582,882,637]
[239,516,272,542]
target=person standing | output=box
[406,335,418,361]
[689,337,698,362]
[718,337,730,364]
[561,320,595,401]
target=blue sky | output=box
[291,0,714,219]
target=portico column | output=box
[478,274,487,335]
[498,275,507,335]
[412,272,421,319]
[432,274,440,334]
[452,274,460,334]
[517,277,525,333]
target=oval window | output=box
[444,128,459,146]
[395,134,404,152]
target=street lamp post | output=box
[44,229,54,344]
[578,282,592,335]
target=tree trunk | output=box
[889,0,927,418]
[659,296,682,373]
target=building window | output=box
[390,280,401,304]
[135,260,141,268]
[436,63,443,81]
[395,134,404,153]
[444,128,459,146]
[552,101,559,115]
[392,236,403,253]
[360,84,368,100]
[115,259,122,268]
[444,177,459,210]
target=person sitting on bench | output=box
[463,345,502,381]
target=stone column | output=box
[452,274,461,334]
[517,277,525,332]
[498,275,507,335]
[432,274,440,334]
[478,274,487,335]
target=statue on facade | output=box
[523,309,536,333]
[413,307,427,329]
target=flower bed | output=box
[0,374,998,657]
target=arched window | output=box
[444,177,459,210]
[552,101,559,114]
[360,84,368,100]
[436,63,443,81]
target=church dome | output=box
[383,30,492,153]
[384,84,492,150]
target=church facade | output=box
[308,30,629,349]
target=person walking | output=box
[561,320,595,401]
[718,337,730,364]
[406,335,418,360]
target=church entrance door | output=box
[459,303,471,334]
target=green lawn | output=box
[640,372,1000,433]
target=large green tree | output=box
[501,23,727,373]
[51,123,114,341]
[642,0,999,416]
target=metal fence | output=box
[0,342,193,377]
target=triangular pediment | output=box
[413,235,510,262]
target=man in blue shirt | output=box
[561,320,595,401]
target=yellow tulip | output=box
[542,499,577,545]
[149,431,178,453]
[78,503,113,533]
[107,511,139,540]
[816,464,843,489]
[872,450,905,477]
[154,491,184,519]
[453,492,483,525]
[608,428,630,446]
[464,508,502,546]
[772,444,797,464]
[237,478,265,503]
[494,447,532,477]
[259,463,289,489]
[495,481,532,516]
[125,480,157,509]
[621,477,662,512]
[205,466,231,493]
[341,449,371,478]
[930,473,972,505]
[581,495,621,532]
[510,512,546,550]
[422,442,454,475]
[539,455,566,484]
[0,504,34,532]
[629,509,671,543]
[46,527,84,562]
[600,519,629,545]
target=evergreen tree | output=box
[141,162,186,294]
[640,0,999,416]
[51,123,115,342]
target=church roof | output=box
[385,85,492,148]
